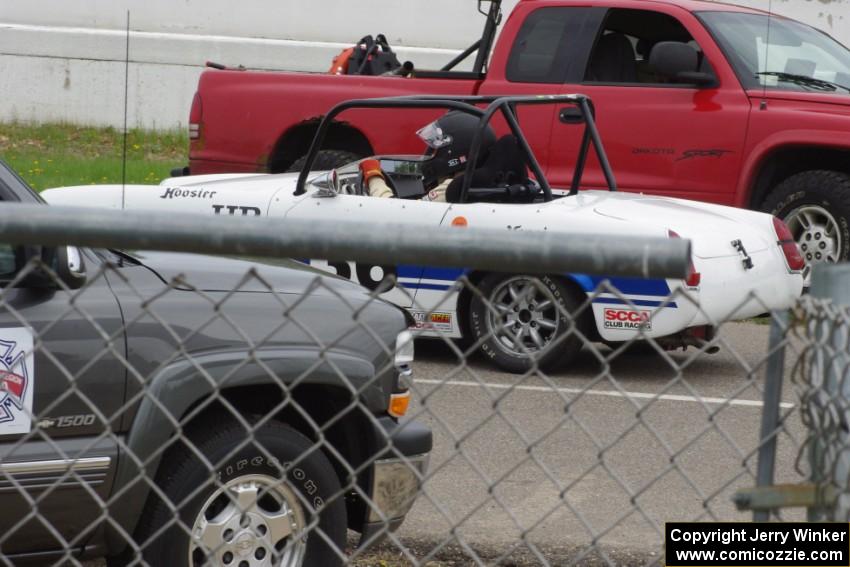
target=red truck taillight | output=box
[773,217,805,272]
[189,92,203,140]
[668,230,701,287]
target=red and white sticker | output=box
[411,311,453,332]
[603,308,652,331]
[0,328,35,435]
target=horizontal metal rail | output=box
[0,204,690,279]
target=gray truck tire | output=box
[469,274,585,374]
[762,170,850,278]
[130,419,346,567]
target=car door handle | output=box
[559,107,584,124]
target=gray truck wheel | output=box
[285,150,362,173]
[469,274,585,374]
[133,419,345,567]
[762,170,850,282]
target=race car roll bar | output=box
[294,94,618,201]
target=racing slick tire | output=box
[762,170,850,281]
[469,274,585,374]
[286,150,363,173]
[131,418,346,567]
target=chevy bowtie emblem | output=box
[731,239,754,270]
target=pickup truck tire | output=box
[469,274,584,373]
[133,418,346,567]
[762,170,850,278]
[285,150,363,173]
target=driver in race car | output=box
[358,111,497,202]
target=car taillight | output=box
[773,217,805,272]
[668,230,701,287]
[189,92,202,140]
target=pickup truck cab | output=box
[183,0,850,280]
[0,159,430,566]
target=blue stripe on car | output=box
[400,282,454,291]
[590,297,678,308]
[571,275,672,296]
[301,261,676,307]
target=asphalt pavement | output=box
[388,320,806,564]
[84,320,804,566]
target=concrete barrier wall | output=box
[0,0,845,130]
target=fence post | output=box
[808,263,850,520]
[753,310,789,522]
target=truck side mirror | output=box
[11,245,86,290]
[649,42,716,87]
[56,246,87,289]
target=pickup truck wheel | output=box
[469,274,584,373]
[762,170,850,282]
[285,150,363,173]
[135,419,346,567]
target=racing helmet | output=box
[417,111,497,185]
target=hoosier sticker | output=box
[0,328,35,435]
[603,308,652,331]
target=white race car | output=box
[43,95,804,373]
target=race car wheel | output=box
[285,150,363,173]
[762,170,850,284]
[469,274,584,373]
[133,418,346,567]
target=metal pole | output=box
[753,310,789,522]
[0,204,690,279]
[808,263,850,520]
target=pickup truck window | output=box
[699,11,850,93]
[584,9,705,85]
[0,159,43,203]
[0,244,15,278]
[506,7,592,84]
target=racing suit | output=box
[360,159,449,202]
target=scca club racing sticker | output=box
[603,308,652,331]
[0,328,35,435]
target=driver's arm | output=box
[359,159,394,198]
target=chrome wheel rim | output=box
[190,474,307,567]
[486,276,561,357]
[785,205,842,283]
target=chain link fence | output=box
[0,204,841,566]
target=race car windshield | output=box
[416,121,453,149]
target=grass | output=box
[0,122,187,191]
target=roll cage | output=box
[294,94,618,203]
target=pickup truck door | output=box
[480,5,603,178]
[0,167,127,556]
[552,4,751,204]
[0,246,126,556]
[283,193,452,308]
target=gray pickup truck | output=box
[0,159,432,566]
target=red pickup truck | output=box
[182,0,850,273]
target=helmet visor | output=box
[416,121,453,149]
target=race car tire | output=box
[469,274,585,374]
[762,170,850,282]
[131,418,346,567]
[286,150,363,173]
